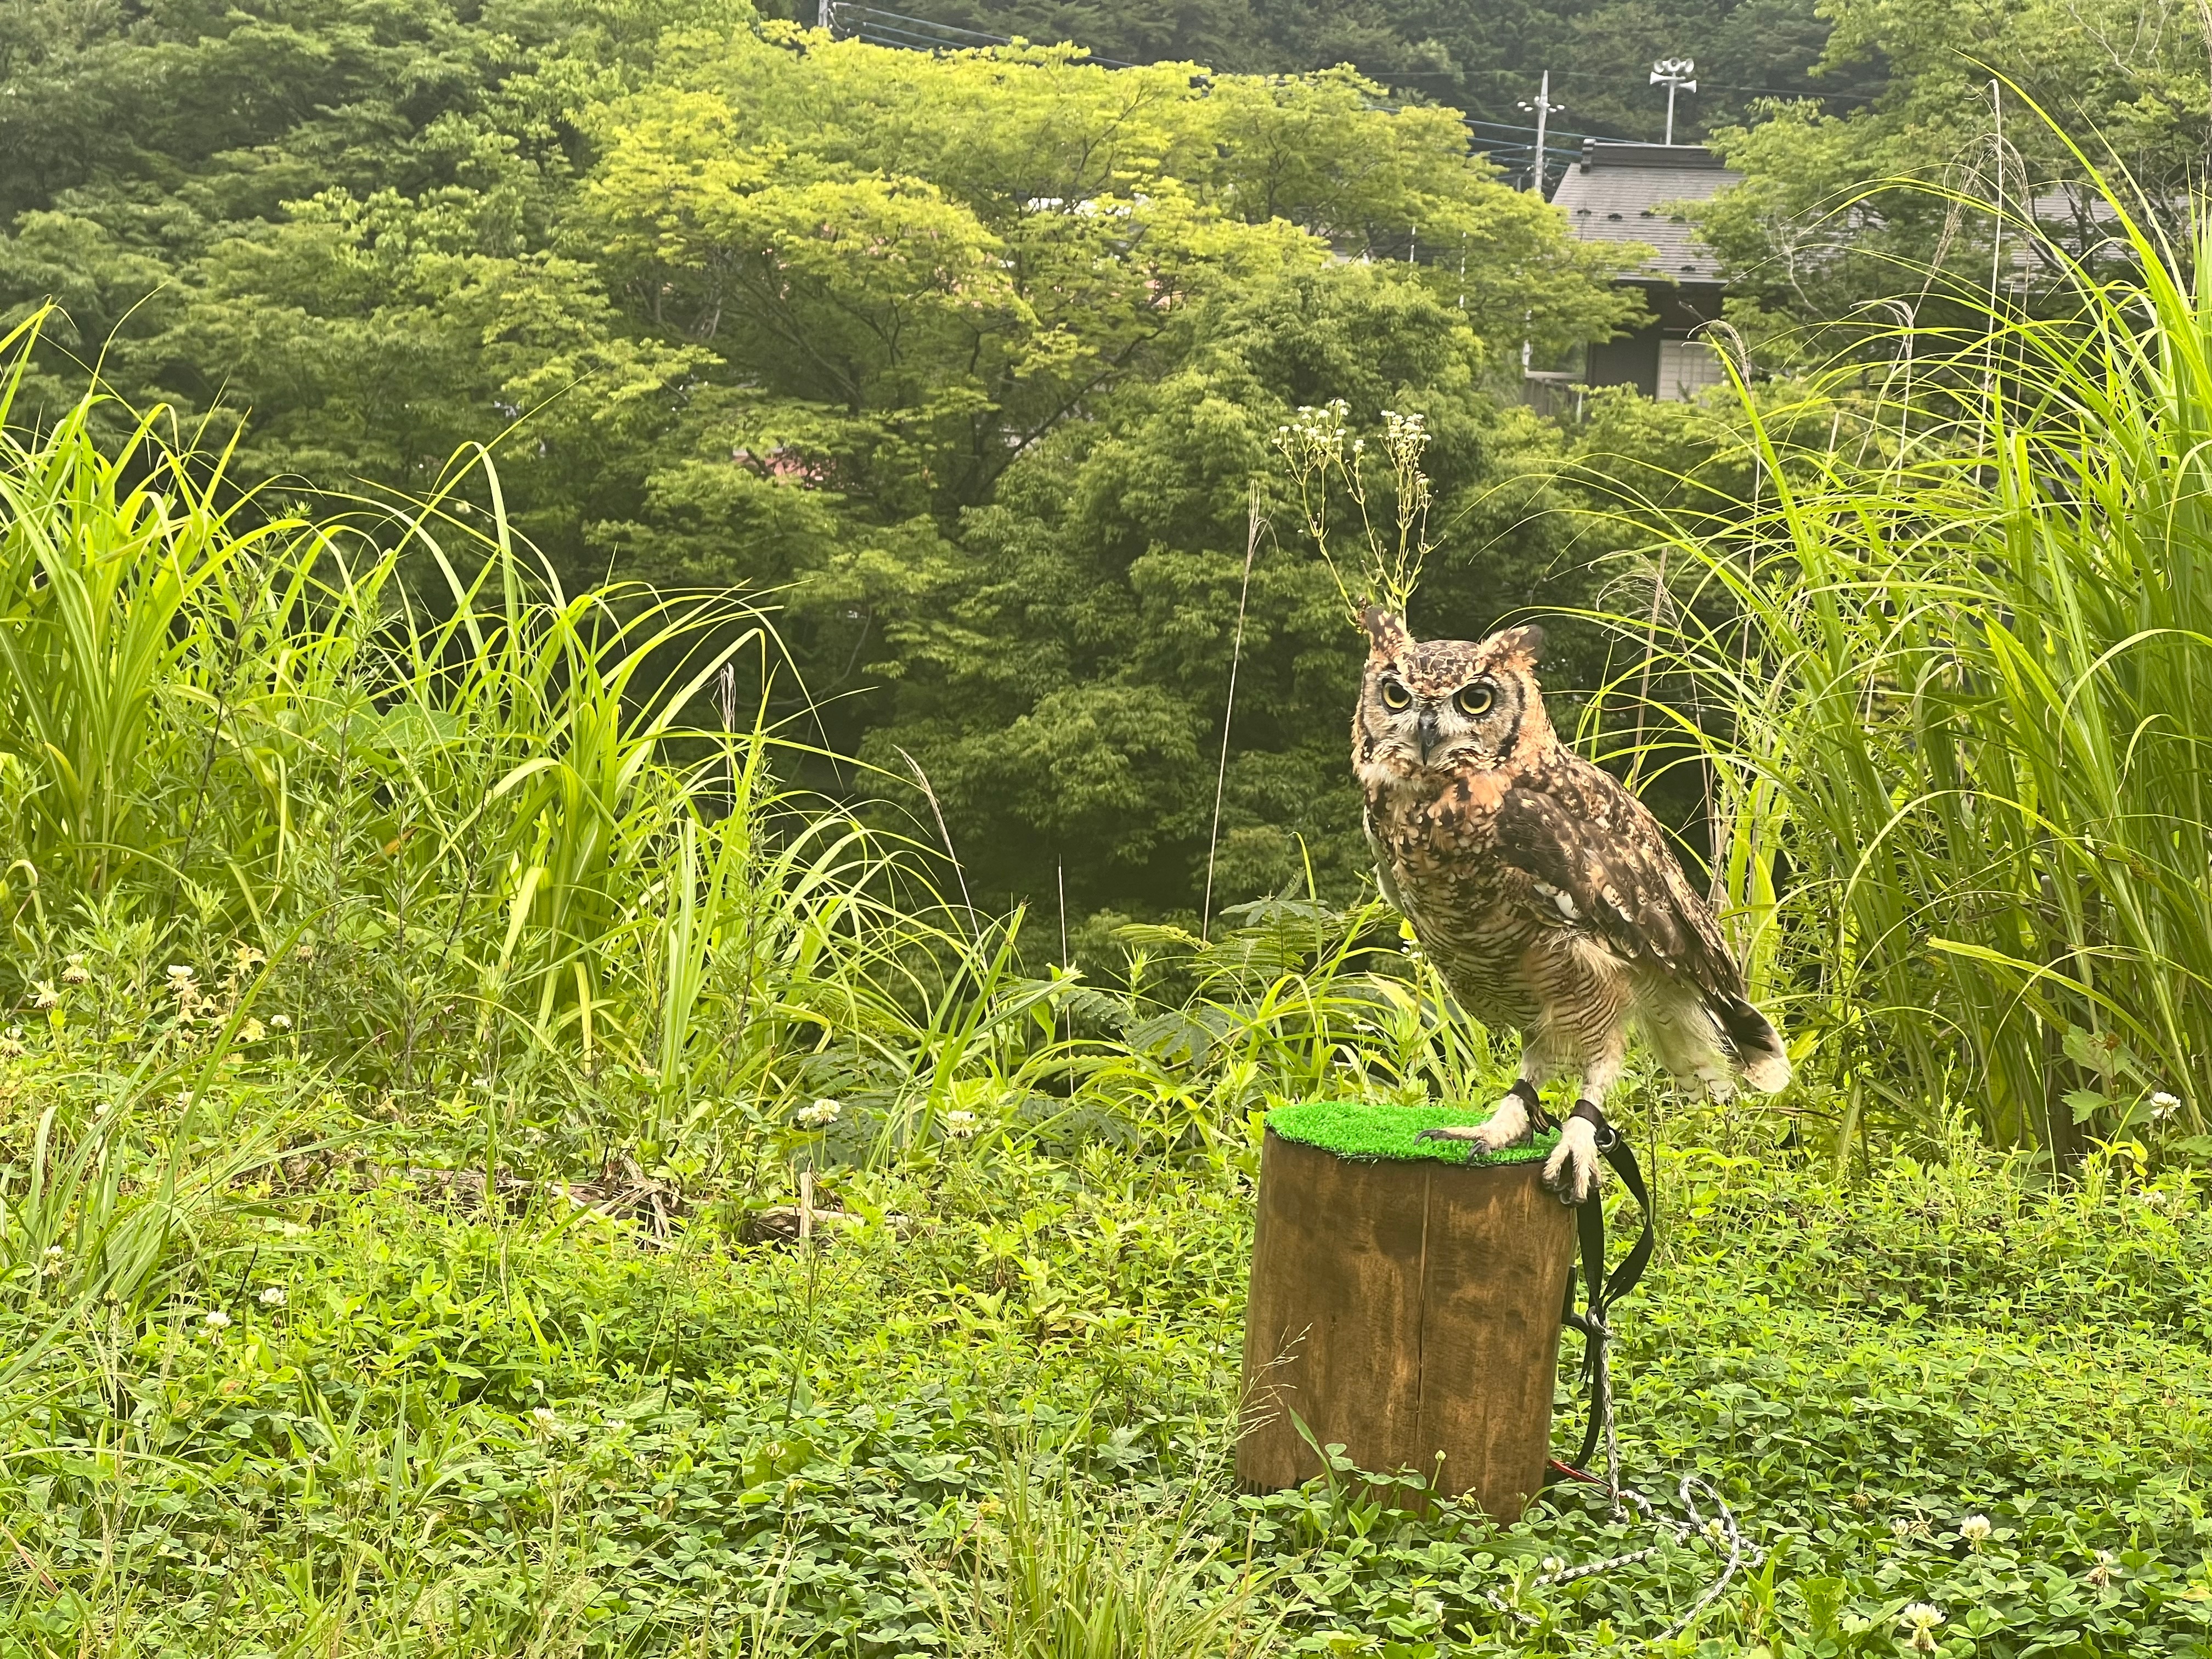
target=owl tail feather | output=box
[1713,992,1792,1094]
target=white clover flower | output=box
[258,1286,286,1308]
[1900,1604,1945,1651]
[1957,1514,1993,1549]
[2149,1091,2181,1121]
[530,1406,563,1436]
[92,1100,110,1117]
[269,1014,292,1030]
[201,1309,232,1332]
[603,1418,626,1432]
[795,1099,843,1130]
[41,1245,63,1277]
[2087,1549,2116,1588]
[943,1109,981,1138]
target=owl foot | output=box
[1542,1111,1603,1205]
[1415,1091,1532,1160]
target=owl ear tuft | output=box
[1362,606,1409,656]
[1486,623,1546,664]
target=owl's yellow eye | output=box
[1380,680,1413,712]
[1454,684,1494,718]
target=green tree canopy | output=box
[0,3,1640,924]
[1700,0,2209,354]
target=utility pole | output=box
[818,0,832,31]
[1650,59,1696,145]
[1517,71,1562,196]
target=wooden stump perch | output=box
[1238,1107,1578,1523]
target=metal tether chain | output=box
[1483,1162,1758,1643]
[1482,1340,1757,1641]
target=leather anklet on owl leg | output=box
[1543,1054,1621,1203]
[1413,1072,1546,1155]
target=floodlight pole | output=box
[1650,59,1697,145]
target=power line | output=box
[827,3,1138,66]
[1463,115,1607,143]
[822,5,1878,105]
[1448,64,1880,103]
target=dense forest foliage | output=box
[2,0,2207,932]
[1702,0,2212,359]
[802,0,1893,142]
[0,0,1664,926]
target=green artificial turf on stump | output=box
[1266,1099,1559,1165]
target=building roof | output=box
[1550,139,1742,286]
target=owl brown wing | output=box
[1492,753,1746,1001]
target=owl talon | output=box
[1417,1093,1532,1160]
[1414,1125,1486,1164]
[1542,1116,1601,1205]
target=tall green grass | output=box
[0,309,931,1133]
[0,308,1515,1193]
[1621,177,2212,1159]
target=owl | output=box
[1352,609,1790,1201]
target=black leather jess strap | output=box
[1508,1076,1547,1127]
[1547,1101,1657,1483]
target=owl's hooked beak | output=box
[1416,707,1442,765]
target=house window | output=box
[1658,337,1726,402]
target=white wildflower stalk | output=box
[1272,398,1435,626]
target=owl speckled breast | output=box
[1366,779,1544,1028]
